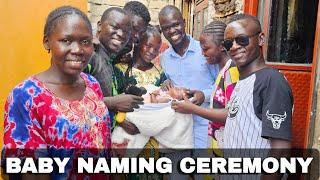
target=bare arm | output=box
[188,104,228,123]
[103,94,144,112]
[171,96,228,123]
[261,139,291,180]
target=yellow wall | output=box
[0,0,87,178]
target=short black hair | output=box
[159,5,181,19]
[44,6,92,37]
[124,1,151,25]
[202,20,227,45]
[228,13,262,32]
[101,7,127,23]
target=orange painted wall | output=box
[0,0,87,178]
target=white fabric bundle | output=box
[112,103,193,156]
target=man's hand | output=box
[161,79,174,91]
[119,120,140,135]
[187,90,205,105]
[104,94,144,112]
[171,95,195,114]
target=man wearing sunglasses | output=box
[223,14,293,179]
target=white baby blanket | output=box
[112,103,193,156]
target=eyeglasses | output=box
[223,31,261,51]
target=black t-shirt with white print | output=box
[223,67,293,149]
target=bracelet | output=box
[115,112,126,123]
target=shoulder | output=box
[160,47,171,58]
[81,72,100,87]
[90,44,108,63]
[253,68,293,98]
[6,76,44,108]
[255,68,290,86]
[160,47,173,66]
[10,76,43,97]
[189,36,202,51]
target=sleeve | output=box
[202,64,219,103]
[3,89,48,159]
[202,85,215,103]
[258,72,293,141]
[86,74,104,100]
[160,54,170,80]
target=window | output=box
[261,0,319,64]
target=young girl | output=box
[116,25,166,88]
[3,6,111,179]
[114,26,166,133]
[171,20,239,151]
[113,25,168,180]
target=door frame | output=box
[243,0,320,148]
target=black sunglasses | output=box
[223,31,261,51]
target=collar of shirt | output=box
[95,43,118,65]
[167,35,197,59]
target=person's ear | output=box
[258,32,265,46]
[219,44,226,52]
[96,21,102,35]
[43,36,50,53]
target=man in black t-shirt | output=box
[223,13,293,149]
[222,13,293,179]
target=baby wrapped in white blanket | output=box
[112,85,193,155]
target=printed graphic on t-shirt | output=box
[227,95,240,119]
[266,110,287,129]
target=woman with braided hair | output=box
[171,20,239,151]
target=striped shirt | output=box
[223,68,293,149]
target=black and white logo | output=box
[266,110,287,129]
[228,96,240,119]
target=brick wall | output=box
[87,0,244,38]
[88,0,173,32]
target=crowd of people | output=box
[2,2,293,179]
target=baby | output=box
[115,85,186,123]
[143,87,186,103]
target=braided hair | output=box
[44,6,92,37]
[202,20,227,45]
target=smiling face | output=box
[98,10,131,54]
[199,34,222,64]
[224,19,263,69]
[139,33,162,63]
[159,11,186,46]
[44,14,93,76]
